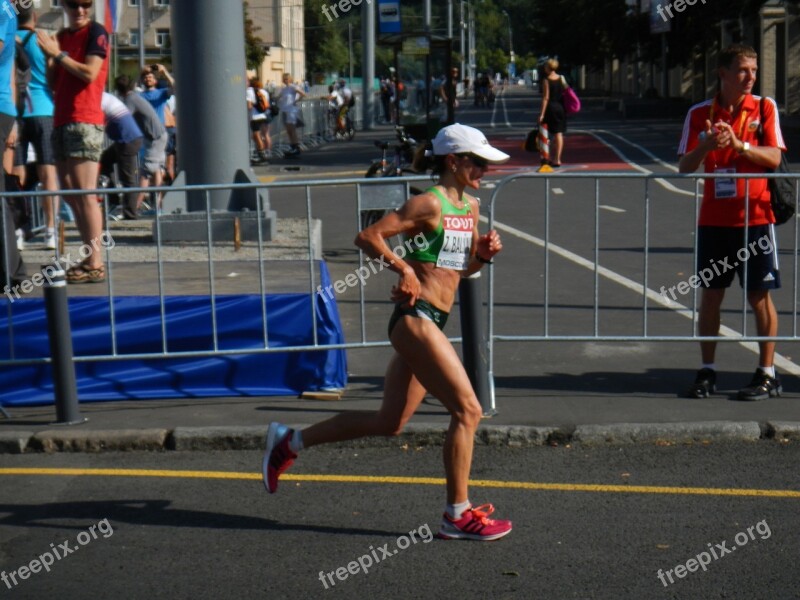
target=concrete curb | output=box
[572,421,763,445]
[0,421,797,453]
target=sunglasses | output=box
[65,1,93,9]
[462,154,489,170]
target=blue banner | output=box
[0,266,347,406]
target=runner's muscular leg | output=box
[301,350,428,447]
[389,317,482,505]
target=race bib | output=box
[437,214,474,270]
[714,168,737,199]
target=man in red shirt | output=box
[678,44,786,401]
[37,0,109,283]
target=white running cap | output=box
[431,123,510,163]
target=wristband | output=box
[55,51,68,64]
[476,255,493,265]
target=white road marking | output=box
[552,188,565,195]
[599,205,625,213]
[573,129,697,197]
[484,215,800,376]
[489,88,512,128]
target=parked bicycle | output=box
[361,126,423,229]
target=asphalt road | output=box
[1,444,798,599]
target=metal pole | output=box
[43,266,85,425]
[448,0,453,38]
[171,0,261,211]
[459,273,495,416]
[468,3,475,84]
[348,22,353,86]
[424,0,431,31]
[291,4,295,81]
[362,0,375,130]
[138,0,145,71]
[460,1,466,81]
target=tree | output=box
[304,0,351,80]
[243,2,266,71]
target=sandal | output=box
[66,263,106,284]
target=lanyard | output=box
[709,97,749,140]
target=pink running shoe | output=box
[262,422,297,493]
[438,504,512,541]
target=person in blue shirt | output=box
[0,0,25,286]
[138,64,173,202]
[0,0,17,164]
[12,7,59,250]
[139,63,174,125]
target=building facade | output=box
[29,0,305,86]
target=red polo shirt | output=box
[678,94,786,227]
[53,21,109,127]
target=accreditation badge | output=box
[714,168,737,199]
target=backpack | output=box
[15,31,35,118]
[759,98,795,225]
[255,89,269,114]
[347,94,355,108]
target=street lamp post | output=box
[501,9,514,75]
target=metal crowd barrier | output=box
[1,172,798,414]
[0,175,431,370]
[263,95,366,156]
[485,171,800,409]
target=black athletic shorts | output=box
[696,225,780,291]
[388,298,449,337]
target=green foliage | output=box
[304,0,352,80]
[243,2,266,71]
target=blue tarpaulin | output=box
[0,267,347,407]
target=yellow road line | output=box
[0,468,798,498]
[257,170,366,183]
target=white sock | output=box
[760,366,775,378]
[288,429,304,453]
[46,227,55,235]
[446,500,471,520]
[702,363,716,372]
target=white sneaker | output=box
[44,233,57,250]
[15,229,24,251]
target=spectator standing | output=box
[379,76,393,123]
[13,7,59,250]
[100,91,142,220]
[37,0,109,284]
[163,95,176,184]
[115,75,167,213]
[277,72,305,158]
[0,0,25,286]
[538,58,567,169]
[139,63,173,124]
[439,67,460,124]
[246,77,271,165]
[137,64,173,201]
[678,44,786,401]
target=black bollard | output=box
[42,264,85,425]
[458,272,496,417]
